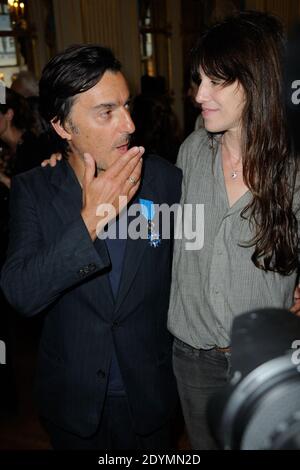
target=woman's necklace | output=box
[222,138,242,180]
[229,157,242,180]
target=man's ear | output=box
[51,119,72,141]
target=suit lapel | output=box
[49,159,82,223]
[48,160,114,311]
[114,166,155,316]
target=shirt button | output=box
[97,369,106,379]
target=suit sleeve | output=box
[0,176,110,316]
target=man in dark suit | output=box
[0,45,182,450]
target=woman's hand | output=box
[0,171,11,189]
[290,284,300,317]
[41,153,62,168]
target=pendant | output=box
[148,221,161,248]
[231,171,238,179]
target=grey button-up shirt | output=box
[168,130,299,349]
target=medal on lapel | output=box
[139,198,161,248]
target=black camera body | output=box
[208,309,300,450]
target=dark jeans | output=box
[42,394,174,450]
[173,338,231,450]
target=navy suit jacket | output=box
[1,155,182,437]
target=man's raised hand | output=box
[81,146,144,240]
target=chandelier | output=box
[7,0,27,29]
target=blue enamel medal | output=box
[139,199,161,247]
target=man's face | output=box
[195,68,245,134]
[61,71,135,170]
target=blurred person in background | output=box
[11,70,39,98]
[0,88,60,187]
[131,93,181,164]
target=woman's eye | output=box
[211,78,224,86]
[100,110,112,118]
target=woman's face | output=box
[195,68,246,134]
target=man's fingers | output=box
[127,179,141,201]
[119,148,144,186]
[83,152,96,187]
[108,146,145,179]
[123,159,143,193]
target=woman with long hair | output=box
[168,11,300,449]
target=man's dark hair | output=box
[39,44,121,125]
